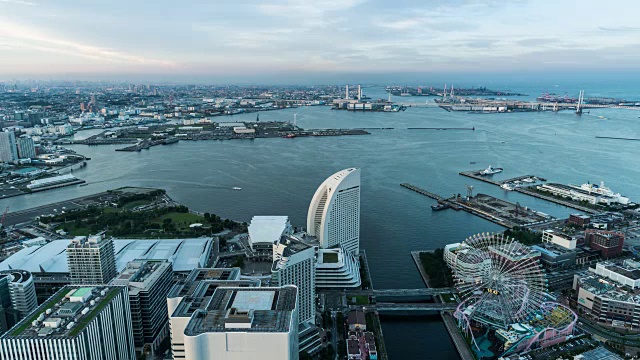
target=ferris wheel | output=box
[452,233,547,334]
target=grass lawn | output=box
[121,199,153,210]
[347,295,369,305]
[322,252,339,263]
[156,212,206,230]
[55,225,92,236]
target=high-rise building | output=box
[67,235,117,284]
[272,236,316,324]
[307,168,361,255]
[111,260,173,356]
[585,229,625,259]
[0,132,18,163]
[16,136,36,159]
[182,286,299,360]
[0,285,136,360]
[0,270,38,334]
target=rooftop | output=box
[248,216,290,245]
[184,286,297,335]
[168,268,241,299]
[579,274,640,304]
[0,237,213,274]
[6,286,122,339]
[172,280,260,318]
[111,260,172,295]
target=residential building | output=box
[272,235,316,324]
[542,229,577,250]
[16,136,36,159]
[248,216,293,254]
[0,270,37,334]
[0,285,136,360]
[182,286,299,360]
[585,229,625,258]
[316,247,361,288]
[111,260,173,356]
[67,235,117,284]
[307,168,361,255]
[0,131,17,163]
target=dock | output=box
[400,183,552,229]
[459,170,598,214]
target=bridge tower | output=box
[443,84,447,100]
[576,90,584,115]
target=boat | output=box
[501,183,515,191]
[162,137,179,145]
[480,165,503,176]
[431,203,450,211]
[232,187,242,190]
[282,134,296,138]
[79,183,89,187]
[574,181,630,204]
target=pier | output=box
[400,183,552,228]
[459,170,599,214]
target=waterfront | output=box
[4,85,640,358]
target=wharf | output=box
[460,170,598,214]
[401,183,551,228]
[513,187,598,214]
[459,170,539,186]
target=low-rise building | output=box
[531,243,576,269]
[248,216,293,254]
[593,262,640,289]
[542,230,577,250]
[568,214,591,228]
[585,229,625,259]
[315,247,361,288]
[574,272,640,329]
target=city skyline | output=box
[1,0,640,82]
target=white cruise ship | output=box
[575,181,630,205]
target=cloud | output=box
[0,20,176,67]
[0,0,35,6]
[599,26,640,33]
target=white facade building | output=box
[67,235,117,284]
[0,285,136,360]
[307,168,361,255]
[166,268,246,360]
[0,131,18,163]
[248,216,293,253]
[542,230,577,250]
[182,286,299,360]
[315,247,361,288]
[593,262,640,289]
[272,236,316,324]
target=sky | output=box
[1,0,640,82]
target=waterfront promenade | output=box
[411,250,473,360]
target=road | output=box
[577,317,640,346]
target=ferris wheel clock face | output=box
[452,232,547,328]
